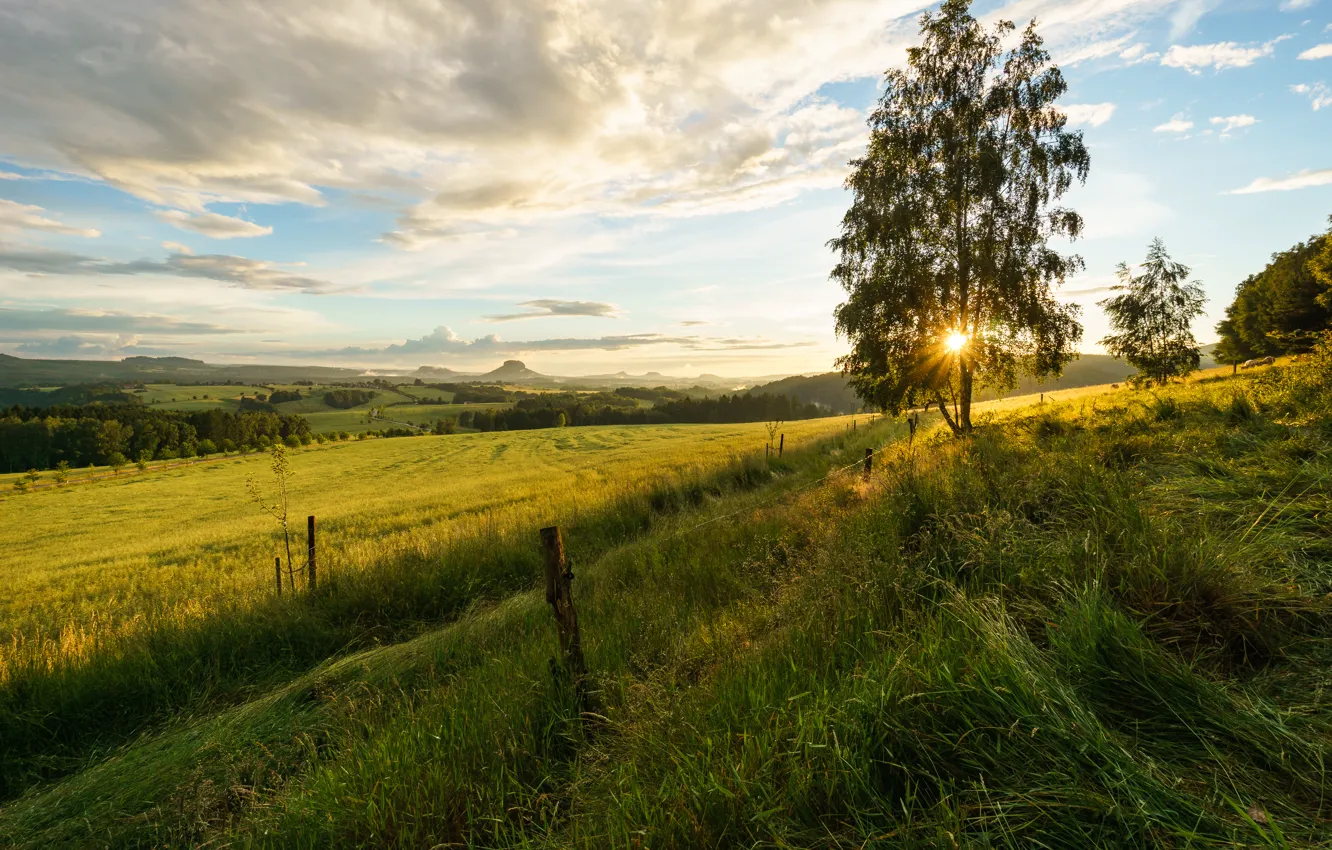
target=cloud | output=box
[1154,114,1194,133]
[1228,168,1332,194]
[0,245,339,293]
[0,199,100,237]
[1292,82,1332,109]
[1210,114,1258,135]
[1061,103,1117,127]
[161,241,193,254]
[483,299,619,322]
[156,210,273,239]
[0,306,240,335]
[1118,43,1160,64]
[0,0,1196,249]
[1280,0,1316,9]
[1161,37,1289,73]
[1169,0,1221,39]
[1299,44,1332,60]
[312,325,815,361]
[12,334,150,357]
[678,320,710,327]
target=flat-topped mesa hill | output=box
[478,359,547,382]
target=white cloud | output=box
[0,0,1201,250]
[1299,44,1332,59]
[1061,103,1118,127]
[1280,0,1316,10]
[0,199,100,237]
[1228,168,1332,194]
[156,210,273,239]
[1161,36,1290,73]
[1118,43,1160,64]
[1169,0,1222,39]
[1210,114,1258,135]
[1292,82,1332,109]
[1154,114,1195,133]
[161,241,193,254]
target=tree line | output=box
[1215,222,1331,364]
[0,404,312,473]
[456,391,827,433]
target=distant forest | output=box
[0,405,311,473]
[459,391,827,432]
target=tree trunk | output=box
[959,356,974,434]
[933,392,961,435]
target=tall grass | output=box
[2,364,1331,847]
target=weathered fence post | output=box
[275,556,282,596]
[541,526,587,691]
[908,413,918,446]
[863,447,873,479]
[307,515,317,590]
[779,434,784,457]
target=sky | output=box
[0,0,1329,378]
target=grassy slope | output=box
[4,366,1330,847]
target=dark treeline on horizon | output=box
[0,404,312,473]
[459,391,827,433]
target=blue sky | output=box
[0,0,1329,377]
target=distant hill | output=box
[413,365,472,379]
[476,360,547,383]
[750,372,863,414]
[751,352,1216,413]
[0,353,362,387]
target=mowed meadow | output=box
[0,416,862,671]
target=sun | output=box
[944,331,968,353]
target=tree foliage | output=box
[1216,225,1331,358]
[830,0,1088,435]
[1099,239,1206,386]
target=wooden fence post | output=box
[779,434,784,457]
[863,447,873,479]
[307,515,317,590]
[908,414,918,446]
[541,526,587,691]
[275,556,282,596]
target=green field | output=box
[391,385,457,402]
[137,384,269,409]
[0,417,862,674]
[2,358,1330,847]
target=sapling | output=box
[247,443,298,589]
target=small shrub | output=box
[1150,395,1181,422]
[1225,393,1257,426]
